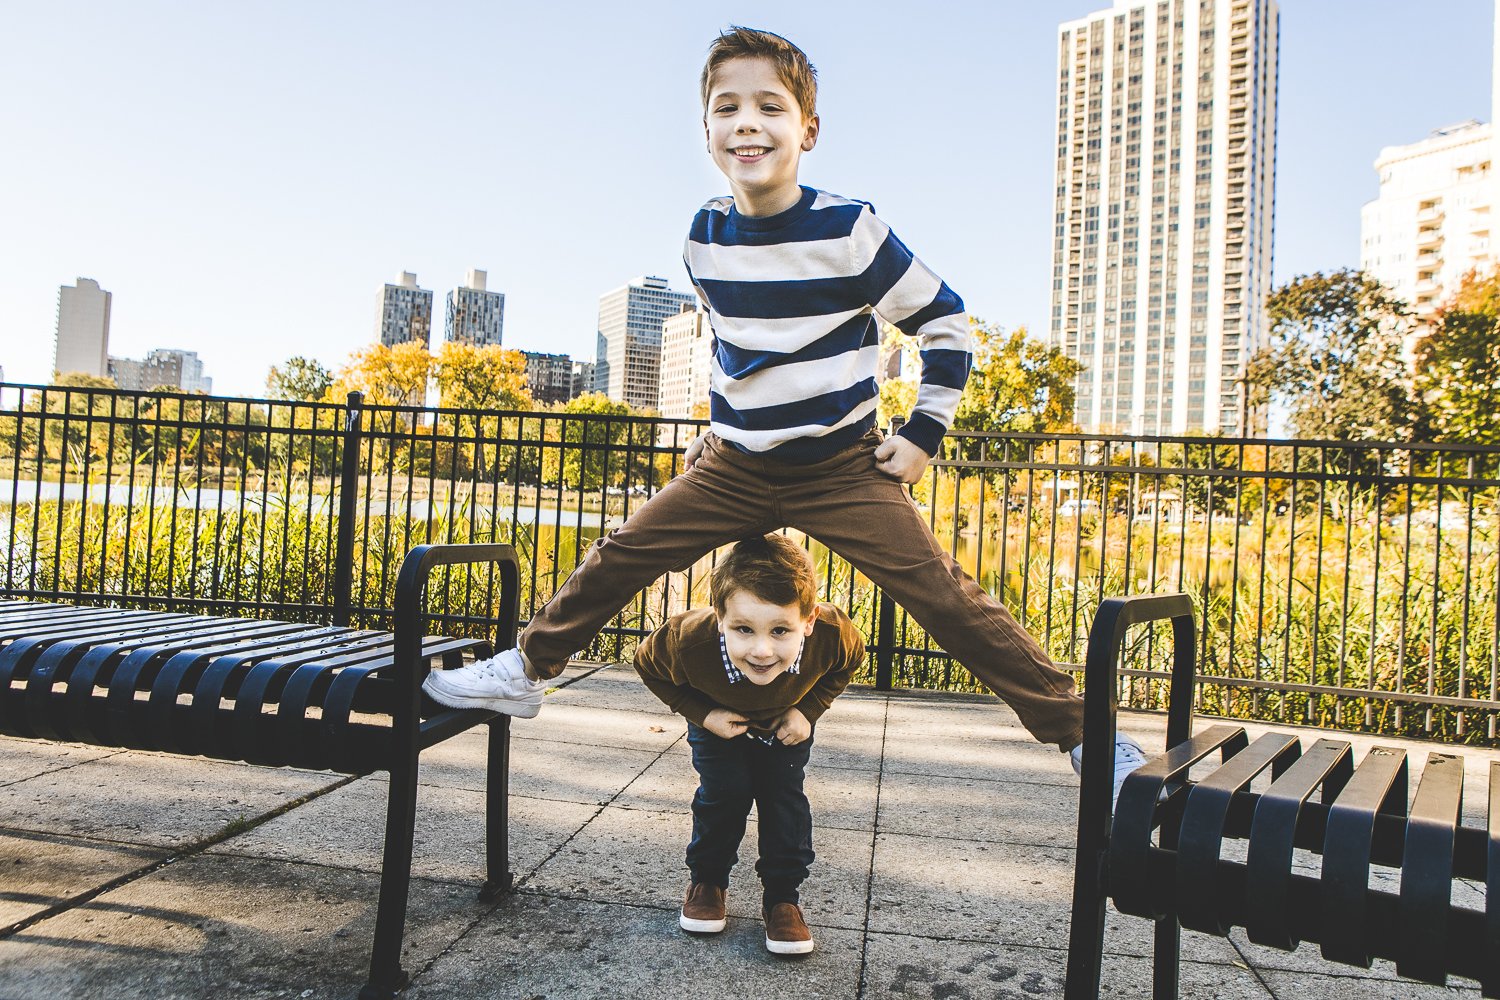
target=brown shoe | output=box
[763,902,815,955]
[679,882,727,933]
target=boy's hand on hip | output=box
[703,708,750,740]
[874,435,930,484]
[774,708,812,746]
[683,434,707,471]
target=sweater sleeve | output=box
[854,204,972,455]
[633,622,719,727]
[791,617,864,724]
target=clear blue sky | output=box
[0,1,1493,396]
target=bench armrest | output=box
[1079,594,1196,827]
[393,543,520,694]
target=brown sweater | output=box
[632,603,864,730]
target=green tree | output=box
[1247,270,1412,441]
[543,393,647,493]
[266,357,332,401]
[953,320,1080,435]
[877,319,1079,438]
[1414,266,1500,444]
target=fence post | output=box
[875,587,896,691]
[332,390,364,627]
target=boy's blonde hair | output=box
[710,534,818,618]
[700,26,818,121]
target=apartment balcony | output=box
[1415,275,1441,294]
[1416,205,1445,224]
[1416,227,1444,248]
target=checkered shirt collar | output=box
[720,631,803,684]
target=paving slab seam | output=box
[877,829,1075,851]
[852,694,892,1000]
[401,728,690,995]
[0,772,358,941]
[0,748,129,789]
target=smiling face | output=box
[717,589,817,686]
[703,55,819,217]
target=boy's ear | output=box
[801,614,816,637]
[801,113,820,152]
[704,118,712,153]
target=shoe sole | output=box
[679,913,726,933]
[765,936,815,955]
[421,681,543,719]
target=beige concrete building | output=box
[53,277,112,379]
[1360,121,1494,325]
[657,304,712,418]
[1050,0,1279,435]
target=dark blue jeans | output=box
[685,722,815,906]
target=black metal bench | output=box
[0,543,518,1000]
[1065,594,1498,1000]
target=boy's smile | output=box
[704,56,819,217]
[717,590,816,686]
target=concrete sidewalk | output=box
[0,663,1491,999]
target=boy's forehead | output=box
[721,590,809,621]
[707,56,794,99]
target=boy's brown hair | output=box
[710,533,818,618]
[700,26,818,121]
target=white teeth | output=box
[733,148,768,156]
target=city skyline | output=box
[1,1,1495,399]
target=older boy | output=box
[635,533,861,954]
[425,27,1147,802]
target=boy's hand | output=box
[683,434,707,471]
[702,708,750,740]
[874,435,930,484]
[773,708,812,746]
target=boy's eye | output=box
[771,627,790,635]
[735,625,754,634]
[715,104,736,114]
[761,105,783,113]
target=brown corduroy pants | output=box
[519,430,1085,751]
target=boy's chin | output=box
[740,666,786,685]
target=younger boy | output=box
[633,533,861,954]
[425,26,1148,805]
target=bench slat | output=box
[1319,745,1408,967]
[1245,738,1354,949]
[1109,724,1248,919]
[1177,731,1302,934]
[1398,752,1465,985]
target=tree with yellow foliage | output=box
[434,342,533,412]
[326,341,434,407]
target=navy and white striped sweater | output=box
[684,185,971,463]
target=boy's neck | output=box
[731,182,805,219]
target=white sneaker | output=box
[422,647,547,718]
[1070,731,1150,807]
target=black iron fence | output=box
[3,382,1497,744]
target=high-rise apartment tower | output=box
[376,271,433,348]
[657,304,713,418]
[1050,0,1278,435]
[53,277,112,378]
[594,275,696,409]
[445,268,505,347]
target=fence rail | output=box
[3,382,1497,744]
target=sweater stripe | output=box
[685,186,970,460]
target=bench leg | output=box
[1153,915,1180,1000]
[1064,839,1108,999]
[480,715,513,901]
[361,752,420,1000]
